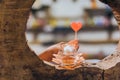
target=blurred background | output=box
[26,0,119,62]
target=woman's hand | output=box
[39,40,79,62]
[39,42,65,62]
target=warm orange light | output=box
[71,22,82,32]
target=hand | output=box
[52,53,84,70]
[39,42,65,62]
[67,39,79,51]
[39,40,79,62]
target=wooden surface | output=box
[0,0,120,80]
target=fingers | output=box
[68,39,79,44]
[68,39,79,50]
[52,58,62,64]
[53,54,62,59]
[39,42,66,62]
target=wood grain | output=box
[0,0,120,80]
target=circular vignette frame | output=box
[0,0,120,80]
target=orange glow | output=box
[71,22,82,32]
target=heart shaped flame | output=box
[71,22,82,32]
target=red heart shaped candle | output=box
[71,22,82,39]
[71,22,82,32]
